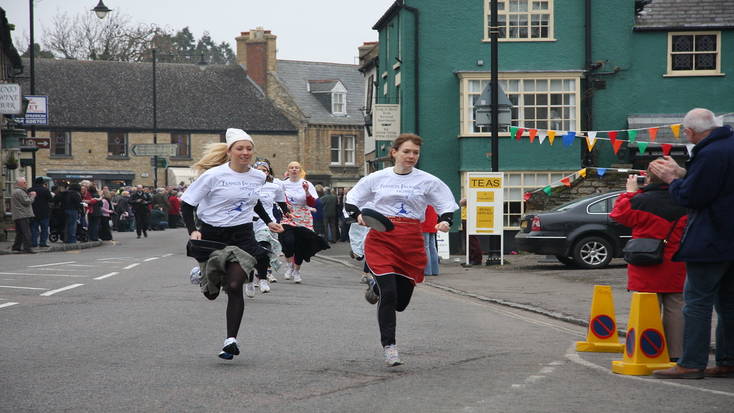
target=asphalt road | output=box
[1,229,732,412]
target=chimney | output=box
[236,27,277,91]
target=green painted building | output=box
[371,0,734,240]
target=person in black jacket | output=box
[62,184,83,243]
[129,185,152,238]
[29,177,53,248]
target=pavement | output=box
[1,232,633,335]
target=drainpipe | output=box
[582,0,593,166]
[400,0,420,135]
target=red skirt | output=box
[364,218,426,285]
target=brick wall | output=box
[525,171,630,212]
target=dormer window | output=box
[308,79,348,116]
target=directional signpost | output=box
[20,137,50,149]
[131,143,178,157]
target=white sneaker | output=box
[384,344,403,367]
[293,270,302,284]
[219,337,240,360]
[259,279,271,293]
[284,265,293,280]
[267,270,277,283]
[245,282,256,298]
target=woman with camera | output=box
[610,163,688,361]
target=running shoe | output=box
[267,271,278,283]
[384,344,403,367]
[245,282,256,298]
[360,274,372,284]
[219,337,240,360]
[364,278,379,305]
[284,265,293,280]
[259,279,271,293]
[293,270,302,284]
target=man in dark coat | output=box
[29,177,53,248]
[129,185,152,238]
[320,187,339,243]
[650,108,734,379]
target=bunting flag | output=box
[562,131,576,147]
[611,139,623,154]
[543,186,552,195]
[547,130,557,145]
[608,131,618,146]
[596,168,607,177]
[637,141,649,154]
[648,127,659,142]
[509,126,518,138]
[560,177,571,187]
[585,131,597,151]
[523,192,533,201]
[671,124,681,139]
[528,129,538,143]
[662,143,673,156]
[538,130,547,144]
[515,127,526,141]
[686,144,695,156]
[524,166,647,199]
[628,129,638,144]
[579,168,587,178]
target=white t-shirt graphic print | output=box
[181,163,266,227]
[254,181,285,232]
[346,167,459,221]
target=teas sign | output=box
[466,172,503,235]
[0,84,22,115]
[16,95,48,125]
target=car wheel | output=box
[571,236,612,269]
[555,255,576,266]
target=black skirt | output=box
[279,224,330,263]
[199,222,269,259]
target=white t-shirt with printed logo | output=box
[181,163,266,228]
[254,181,285,232]
[346,167,459,221]
[278,178,318,206]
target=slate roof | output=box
[635,0,734,31]
[308,80,340,93]
[19,58,296,133]
[275,60,365,126]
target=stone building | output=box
[235,28,366,189]
[17,57,297,189]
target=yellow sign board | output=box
[469,177,503,189]
[476,206,495,229]
[477,191,495,202]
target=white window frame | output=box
[665,31,723,77]
[484,0,555,42]
[459,72,581,136]
[462,171,573,230]
[330,135,356,166]
[107,131,128,157]
[332,92,346,115]
[50,130,72,157]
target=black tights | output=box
[374,274,415,347]
[224,262,246,338]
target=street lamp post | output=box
[490,0,500,173]
[152,48,158,188]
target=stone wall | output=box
[525,169,631,212]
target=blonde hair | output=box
[192,142,229,175]
[288,161,307,179]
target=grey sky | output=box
[5,0,394,64]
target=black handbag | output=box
[622,218,680,266]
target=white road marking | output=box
[0,285,47,291]
[67,264,94,267]
[97,257,135,261]
[94,272,119,280]
[40,283,84,297]
[27,261,76,268]
[0,272,87,278]
[161,253,173,257]
[143,257,159,262]
[123,263,140,270]
[565,344,734,397]
[0,302,19,309]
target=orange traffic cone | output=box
[612,292,676,375]
[576,285,624,353]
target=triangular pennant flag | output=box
[515,127,526,141]
[628,129,638,143]
[579,168,587,178]
[548,130,556,145]
[562,131,576,147]
[523,192,533,201]
[686,144,695,156]
[637,141,649,154]
[528,129,538,143]
[671,124,681,139]
[608,131,618,146]
[596,168,607,177]
[510,126,518,139]
[585,131,597,151]
[662,143,673,156]
[538,130,547,144]
[542,186,552,195]
[618,168,629,173]
[560,177,572,187]
[611,139,623,155]
[648,127,659,142]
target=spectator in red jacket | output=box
[422,205,440,276]
[168,190,182,228]
[610,165,688,361]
